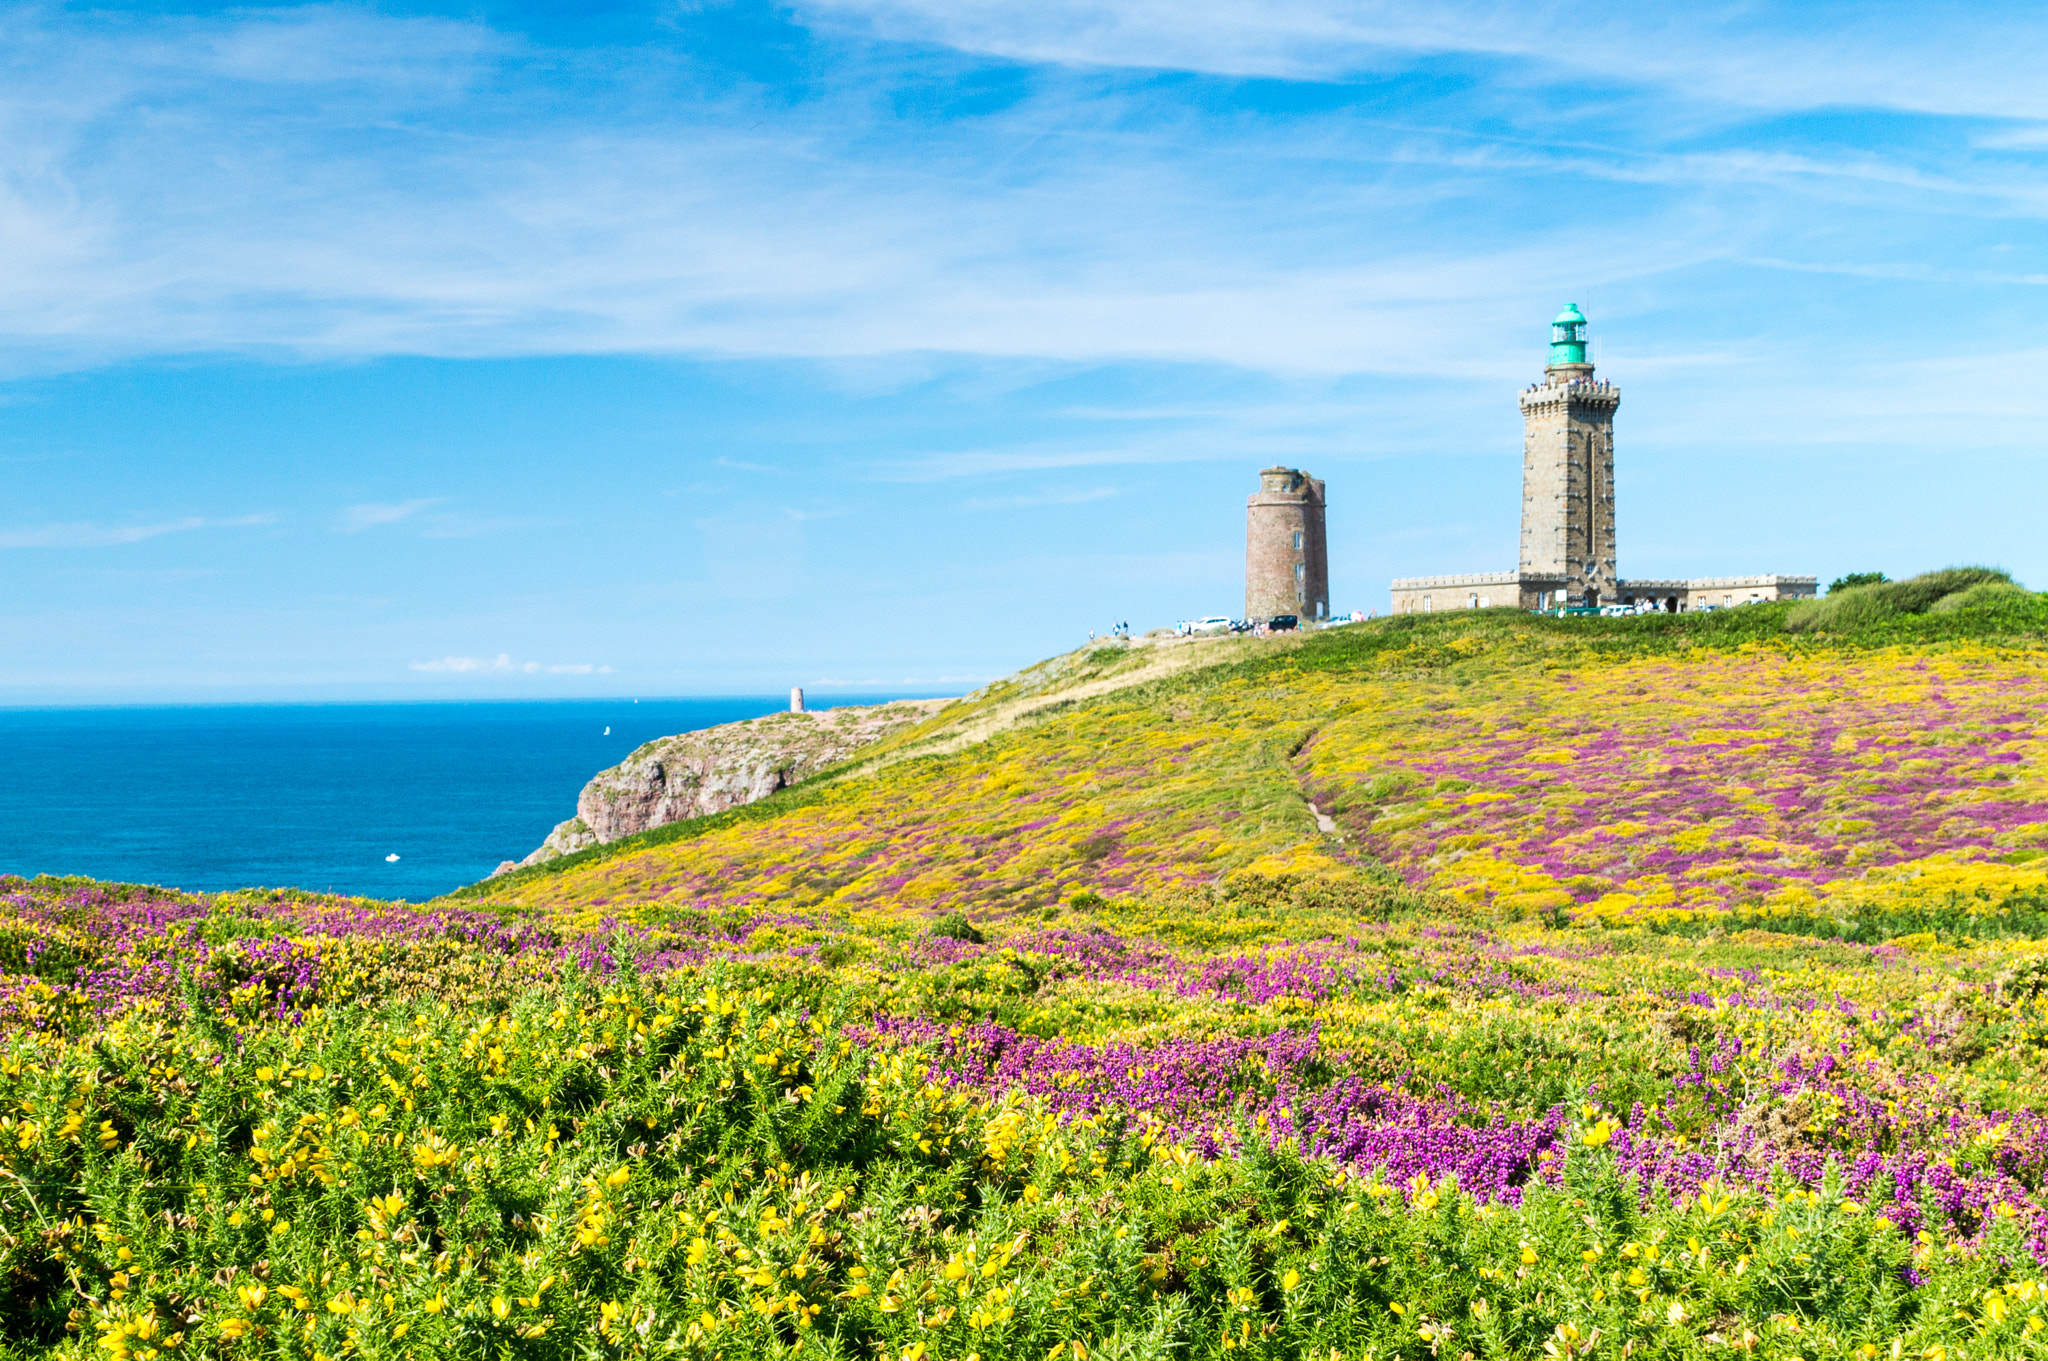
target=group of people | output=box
[1100,610,1376,643]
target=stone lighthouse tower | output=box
[1518,304,1621,607]
[1245,467,1327,622]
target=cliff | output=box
[496,698,952,874]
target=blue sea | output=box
[0,697,924,901]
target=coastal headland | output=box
[9,575,2048,1358]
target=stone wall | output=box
[1389,570,1559,614]
[1390,572,1817,614]
[1245,466,1329,621]
[1618,576,1819,612]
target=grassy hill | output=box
[10,581,2048,1359]
[465,583,2048,944]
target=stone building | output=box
[1390,306,1814,614]
[1245,466,1328,622]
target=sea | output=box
[0,696,924,901]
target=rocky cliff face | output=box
[496,699,949,874]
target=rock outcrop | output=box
[496,699,950,874]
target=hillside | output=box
[465,586,2048,943]
[11,582,2048,1359]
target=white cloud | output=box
[338,498,442,532]
[408,654,615,674]
[0,0,2034,468]
[962,486,1118,510]
[800,0,2048,120]
[336,499,526,538]
[0,1,2036,388]
[1976,125,2048,151]
[0,513,270,548]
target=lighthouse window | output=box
[1295,563,1305,580]
[1292,531,1303,550]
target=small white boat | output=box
[385,854,401,863]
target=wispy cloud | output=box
[1977,125,2048,151]
[0,514,270,548]
[418,514,526,539]
[0,0,2039,501]
[962,486,1118,510]
[338,499,443,533]
[801,0,2048,120]
[408,654,615,674]
[885,416,1368,479]
[1,1,2040,386]
[337,499,528,538]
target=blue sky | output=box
[4,0,2046,701]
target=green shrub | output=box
[1785,585,1895,632]
[1883,565,2013,612]
[928,910,986,943]
[1929,580,2034,614]
[1827,571,1889,593]
[1785,566,2020,634]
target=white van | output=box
[1177,616,1236,636]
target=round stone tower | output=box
[1518,305,1620,608]
[1245,466,1328,622]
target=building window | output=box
[1292,531,1303,550]
[1423,595,1433,612]
[1479,595,1490,609]
[1294,563,1305,580]
[1467,594,1477,609]
[1296,584,1306,603]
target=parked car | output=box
[1177,616,1235,636]
[1267,615,1299,632]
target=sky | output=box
[3,0,2046,702]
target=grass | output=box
[1785,567,2036,635]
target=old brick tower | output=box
[1245,466,1327,622]
[1518,304,1621,606]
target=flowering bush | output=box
[1303,644,2048,924]
[13,866,2048,1357]
[13,608,2048,1357]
